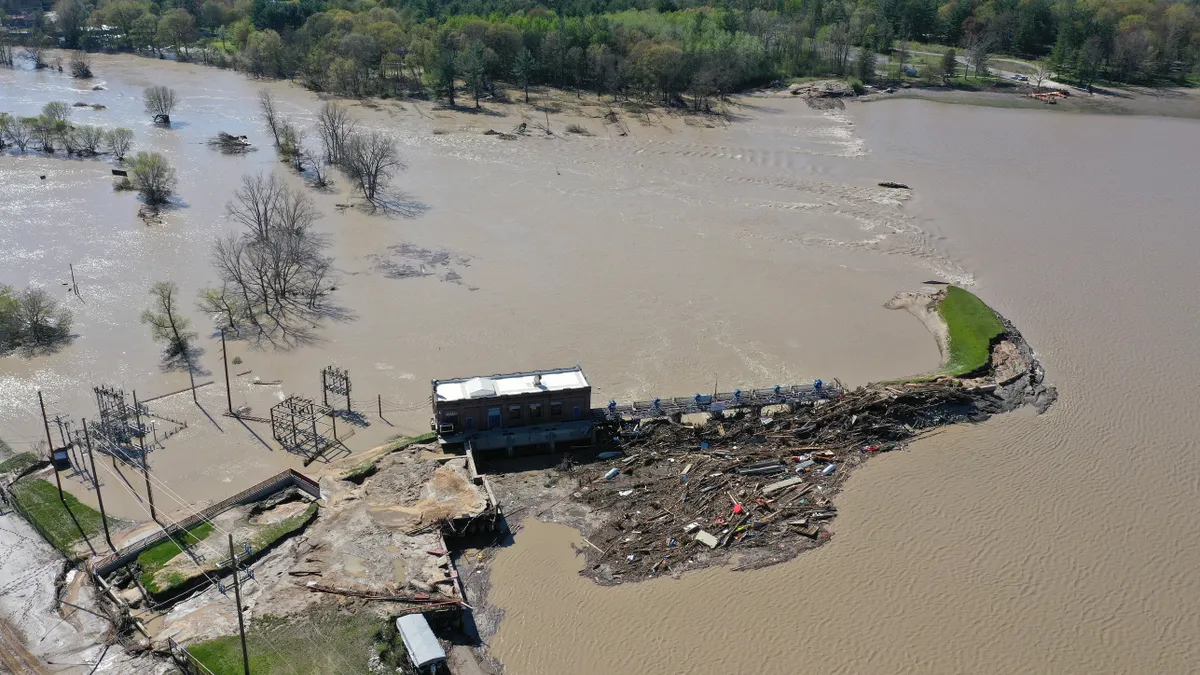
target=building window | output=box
[529,403,542,418]
[550,401,563,416]
[465,417,474,431]
[509,404,522,420]
[573,406,582,420]
[442,411,458,431]
[487,407,502,429]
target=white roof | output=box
[396,614,446,668]
[435,367,588,402]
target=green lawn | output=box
[0,451,38,474]
[138,521,215,594]
[9,479,115,556]
[188,608,391,675]
[937,286,1007,376]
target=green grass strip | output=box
[9,479,115,555]
[937,286,1007,376]
[0,451,38,474]
[138,521,216,594]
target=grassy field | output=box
[138,522,216,594]
[9,478,115,555]
[188,608,392,674]
[0,451,39,474]
[937,286,1007,376]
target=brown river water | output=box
[4,56,1200,673]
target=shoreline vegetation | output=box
[1,0,1196,123]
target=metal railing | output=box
[168,636,218,675]
[594,379,844,422]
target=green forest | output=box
[2,0,1198,106]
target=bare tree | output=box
[227,172,292,239]
[966,34,993,78]
[277,118,306,171]
[1032,65,1053,91]
[258,90,281,146]
[144,85,178,124]
[206,187,335,346]
[105,128,134,160]
[21,46,46,69]
[314,102,356,165]
[141,281,196,364]
[341,131,405,206]
[69,51,92,78]
[308,155,332,189]
[0,44,14,68]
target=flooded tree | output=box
[1,115,33,151]
[157,8,198,60]
[141,281,197,365]
[68,51,92,78]
[259,90,281,146]
[205,176,335,345]
[144,85,178,124]
[0,285,73,355]
[126,151,177,205]
[314,102,355,166]
[104,128,134,160]
[74,125,105,155]
[42,101,70,124]
[21,46,46,70]
[435,48,457,107]
[341,131,405,208]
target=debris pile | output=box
[569,379,1005,584]
[207,132,252,153]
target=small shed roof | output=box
[434,366,589,402]
[396,614,446,669]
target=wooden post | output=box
[69,264,78,297]
[344,372,351,414]
[321,368,328,408]
[221,328,233,415]
[39,392,64,500]
[228,534,251,675]
[378,394,382,419]
[82,420,114,551]
[188,367,198,405]
[133,390,156,521]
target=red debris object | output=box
[863,445,881,452]
[733,503,744,515]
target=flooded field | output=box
[1,55,940,520]
[5,55,1200,675]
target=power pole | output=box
[38,391,64,500]
[82,419,114,551]
[229,534,251,675]
[221,328,233,415]
[132,390,156,521]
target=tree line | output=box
[2,0,1197,98]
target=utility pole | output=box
[132,390,156,521]
[321,368,328,408]
[378,394,382,419]
[38,391,64,500]
[69,264,79,297]
[82,420,114,551]
[229,534,251,675]
[221,328,233,415]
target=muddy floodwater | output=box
[4,56,1200,673]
